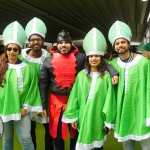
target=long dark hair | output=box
[84,55,107,78]
[0,47,8,87]
[0,44,21,87]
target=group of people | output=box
[0,17,150,150]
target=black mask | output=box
[57,30,72,44]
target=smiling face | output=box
[114,38,130,55]
[57,40,72,54]
[6,43,20,64]
[88,55,101,71]
[29,34,44,51]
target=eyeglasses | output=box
[6,48,19,52]
[30,38,43,43]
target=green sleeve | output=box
[146,60,150,126]
[62,75,80,123]
[23,65,42,108]
[102,74,117,128]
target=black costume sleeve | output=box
[39,58,51,110]
[106,62,119,77]
[75,53,86,73]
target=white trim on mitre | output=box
[4,40,23,48]
[86,51,106,56]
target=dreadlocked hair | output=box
[84,55,107,78]
[0,49,8,87]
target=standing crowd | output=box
[0,17,150,150]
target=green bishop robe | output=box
[109,54,150,142]
[0,62,42,122]
[19,48,50,123]
[62,69,116,150]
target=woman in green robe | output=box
[62,28,116,150]
[0,21,42,150]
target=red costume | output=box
[39,29,118,150]
[49,46,79,140]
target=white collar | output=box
[8,62,27,69]
[21,48,47,64]
[83,69,100,77]
[117,54,142,69]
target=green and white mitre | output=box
[83,27,107,56]
[108,21,132,46]
[144,42,150,51]
[2,21,26,48]
[137,42,145,53]
[25,17,47,39]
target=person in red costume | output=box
[39,30,118,150]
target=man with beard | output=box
[19,17,54,150]
[108,21,150,150]
[39,30,119,150]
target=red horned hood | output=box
[50,46,79,55]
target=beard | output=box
[31,45,42,51]
[116,48,129,54]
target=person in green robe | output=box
[0,21,42,150]
[108,21,150,150]
[136,42,145,55]
[143,42,150,60]
[62,28,116,150]
[19,17,53,150]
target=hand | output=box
[20,108,27,117]
[112,75,119,85]
[41,110,47,118]
[103,126,111,134]
[71,121,77,129]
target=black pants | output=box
[31,121,54,150]
[54,114,78,150]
